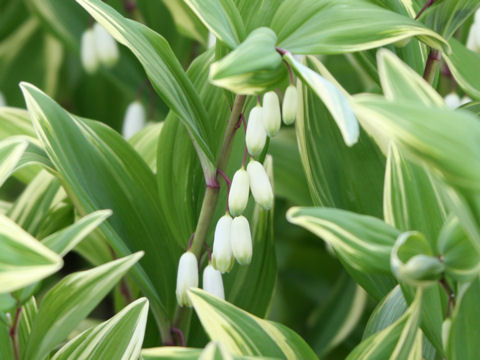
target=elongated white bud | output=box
[231,216,252,265]
[175,251,198,307]
[282,85,298,125]
[212,214,234,273]
[262,91,281,137]
[202,264,224,299]
[122,101,146,139]
[246,106,266,156]
[247,160,273,210]
[229,168,249,217]
[93,23,119,67]
[0,92,5,107]
[81,28,99,74]
[444,93,461,109]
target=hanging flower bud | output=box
[175,251,198,307]
[0,91,5,107]
[246,160,273,210]
[246,106,267,157]
[212,214,234,273]
[229,168,250,217]
[122,101,146,139]
[202,264,225,300]
[467,10,480,52]
[81,28,99,74]
[282,85,298,125]
[444,93,461,109]
[262,91,281,137]
[93,23,119,67]
[231,216,252,265]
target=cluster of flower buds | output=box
[444,92,471,109]
[81,23,119,74]
[467,9,480,53]
[122,100,146,139]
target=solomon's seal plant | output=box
[1,0,480,359]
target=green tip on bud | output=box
[262,91,281,137]
[246,160,273,210]
[246,106,267,157]
[231,216,252,265]
[81,28,99,74]
[282,85,298,125]
[93,23,119,67]
[212,214,234,273]
[175,251,198,307]
[202,264,225,300]
[229,169,250,217]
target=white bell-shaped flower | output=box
[81,28,99,74]
[228,168,250,217]
[93,22,119,67]
[202,264,225,299]
[282,85,298,125]
[175,251,198,307]
[444,93,461,109]
[246,106,267,156]
[262,91,281,137]
[246,160,273,210]
[0,92,5,107]
[212,214,234,273]
[231,216,252,265]
[122,101,146,139]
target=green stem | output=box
[423,49,442,84]
[171,95,246,337]
[9,306,21,360]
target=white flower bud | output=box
[212,214,234,273]
[444,93,461,109]
[0,92,5,107]
[246,106,267,157]
[175,251,198,307]
[229,168,249,217]
[122,101,146,139]
[231,216,252,265]
[262,91,281,137]
[467,22,480,53]
[246,160,273,210]
[202,264,224,299]
[282,85,298,125]
[93,23,119,67]
[81,28,99,74]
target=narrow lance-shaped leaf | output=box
[0,137,28,187]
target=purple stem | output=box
[415,0,437,20]
[171,327,186,347]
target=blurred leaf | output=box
[446,277,480,360]
[425,0,479,39]
[129,122,163,172]
[142,347,203,360]
[347,289,423,359]
[21,83,179,320]
[42,209,111,256]
[185,0,245,48]
[0,107,35,139]
[23,252,143,360]
[189,288,318,359]
[18,297,38,356]
[0,214,63,293]
[52,298,148,360]
[272,0,448,54]
[0,137,28,187]
[287,207,399,274]
[161,0,208,44]
[76,0,216,177]
[0,319,13,360]
[444,38,480,100]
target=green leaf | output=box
[52,297,148,360]
[446,277,480,360]
[272,0,448,55]
[287,207,400,274]
[18,297,38,357]
[347,289,423,359]
[0,319,13,360]
[142,347,203,360]
[295,55,384,215]
[0,137,28,187]
[129,122,163,172]
[189,288,318,359]
[0,214,63,293]
[76,0,216,177]
[443,38,480,100]
[42,210,112,256]
[161,0,208,44]
[23,252,143,360]
[0,107,35,139]
[425,0,479,39]
[185,0,245,48]
[21,82,179,319]
[285,54,359,147]
[209,27,286,95]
